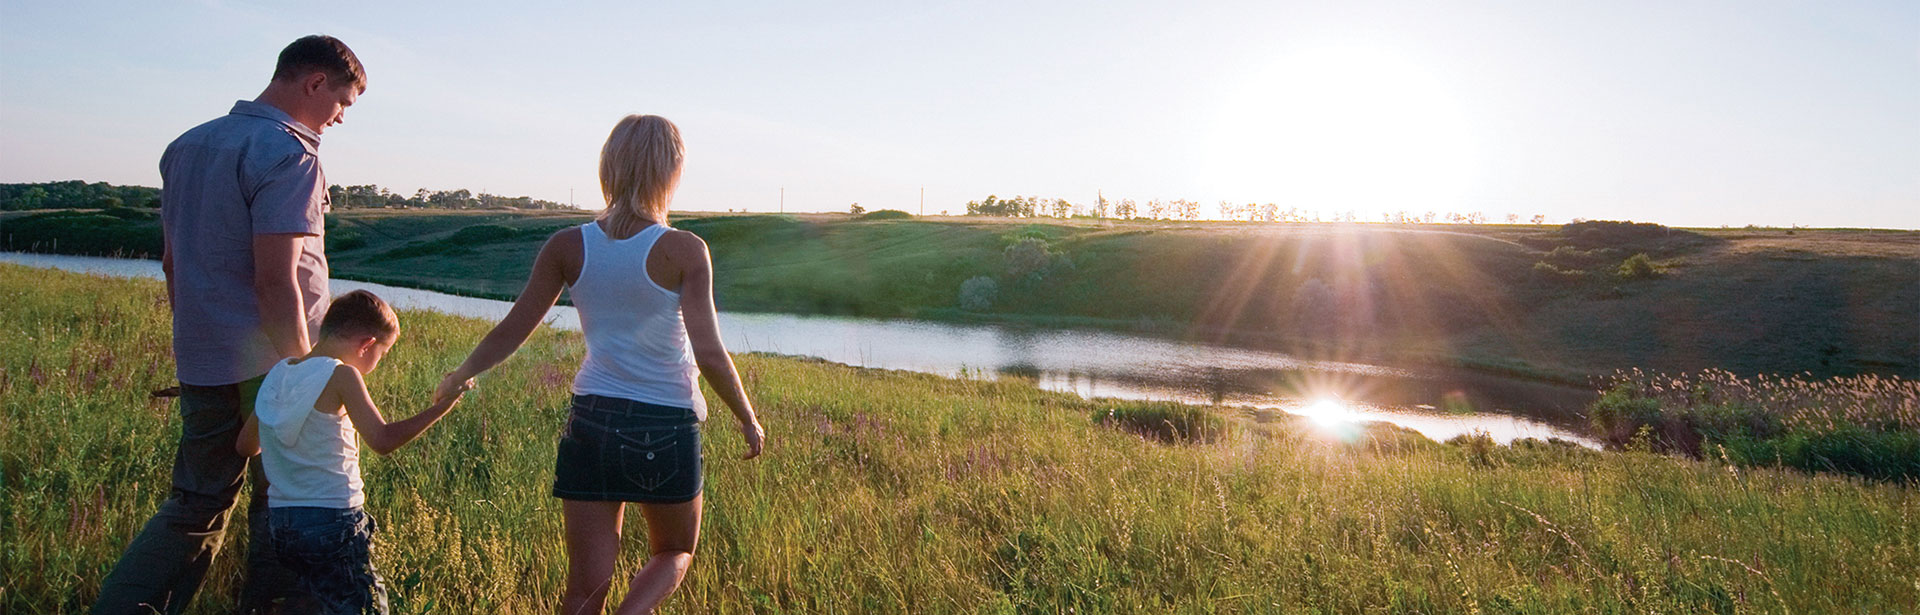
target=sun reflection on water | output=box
[1295,398,1367,441]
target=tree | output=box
[1115,199,1136,219]
[1093,194,1110,218]
[1531,214,1547,225]
[1051,198,1072,218]
[958,276,998,311]
[1146,199,1167,220]
[1178,199,1200,221]
[1004,238,1052,281]
[850,203,865,215]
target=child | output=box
[236,290,471,614]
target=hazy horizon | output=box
[2,1,1916,229]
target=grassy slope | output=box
[5,208,1916,381]
[4,265,1918,613]
[321,210,1920,381]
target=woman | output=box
[438,114,765,615]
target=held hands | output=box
[434,371,476,407]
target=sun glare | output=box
[1202,46,1476,217]
[1298,397,1356,429]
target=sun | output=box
[1297,397,1355,429]
[1201,46,1476,218]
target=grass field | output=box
[4,265,1918,613]
[4,208,1914,384]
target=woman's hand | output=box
[741,418,766,460]
[435,371,475,405]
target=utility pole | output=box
[569,188,574,208]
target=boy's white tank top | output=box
[569,221,706,421]
[255,356,364,509]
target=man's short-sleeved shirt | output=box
[160,100,330,386]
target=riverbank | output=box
[4,208,1916,385]
[6,265,1917,612]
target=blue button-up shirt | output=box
[160,100,331,386]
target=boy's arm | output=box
[334,365,466,455]
[235,414,261,456]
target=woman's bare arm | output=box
[666,230,764,459]
[439,229,577,400]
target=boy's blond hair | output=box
[318,289,399,341]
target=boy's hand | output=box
[434,371,475,405]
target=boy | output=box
[237,290,471,614]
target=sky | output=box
[2,0,1916,228]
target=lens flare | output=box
[1298,397,1355,429]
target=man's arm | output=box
[161,237,176,307]
[254,233,312,359]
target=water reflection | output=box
[2,251,1600,447]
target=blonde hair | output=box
[597,114,684,236]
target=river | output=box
[1,251,1601,447]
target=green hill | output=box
[4,207,1915,381]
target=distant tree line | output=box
[1,181,575,212]
[965,192,1551,226]
[325,184,574,210]
[0,181,160,211]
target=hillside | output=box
[4,207,1915,381]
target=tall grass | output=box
[4,264,1917,613]
[1590,368,1920,480]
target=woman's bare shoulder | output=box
[545,225,585,249]
[658,228,710,259]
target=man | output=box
[93,35,365,615]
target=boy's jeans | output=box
[268,507,390,615]
[92,377,306,614]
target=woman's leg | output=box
[613,495,703,615]
[561,500,625,615]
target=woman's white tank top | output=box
[569,221,706,420]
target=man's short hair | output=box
[320,290,399,341]
[273,35,366,91]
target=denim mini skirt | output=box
[553,394,703,503]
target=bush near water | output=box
[5,264,1919,612]
[1590,368,1920,480]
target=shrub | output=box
[1003,238,1052,281]
[1587,369,1920,480]
[1530,261,1585,285]
[1615,253,1659,280]
[1559,220,1674,248]
[957,276,997,311]
[858,209,912,221]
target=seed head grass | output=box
[3,264,1916,613]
